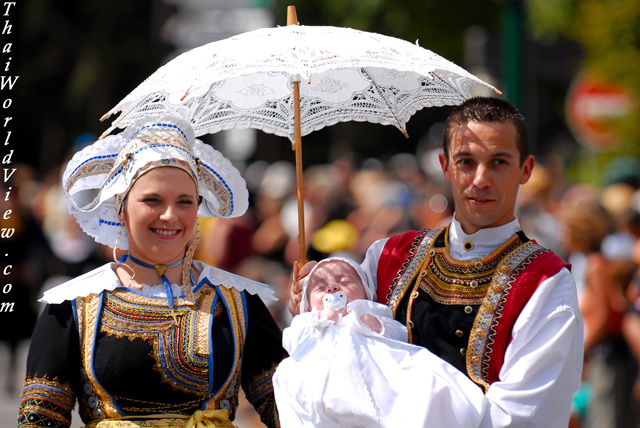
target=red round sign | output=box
[566,74,633,151]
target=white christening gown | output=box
[273,300,486,428]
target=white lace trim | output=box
[39,264,119,304]
[40,261,277,304]
[193,261,277,300]
[103,25,497,140]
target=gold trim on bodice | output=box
[76,283,247,420]
[100,289,214,392]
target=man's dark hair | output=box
[443,97,529,165]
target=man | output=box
[289,96,583,427]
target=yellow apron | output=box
[84,409,236,428]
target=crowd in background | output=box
[4,135,640,428]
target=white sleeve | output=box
[282,310,334,358]
[378,316,409,342]
[401,267,583,428]
[477,267,584,428]
[360,238,388,300]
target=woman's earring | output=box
[113,225,124,264]
[113,224,136,286]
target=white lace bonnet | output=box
[62,115,249,249]
[300,257,374,312]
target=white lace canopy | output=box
[102,25,498,140]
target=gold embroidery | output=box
[65,157,115,193]
[203,286,246,414]
[387,228,442,318]
[86,418,188,427]
[114,395,205,413]
[75,282,248,420]
[418,232,524,306]
[466,241,548,390]
[244,362,277,408]
[79,294,123,419]
[243,362,279,428]
[200,170,232,217]
[99,288,216,393]
[196,289,216,357]
[19,376,75,428]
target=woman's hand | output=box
[288,260,317,315]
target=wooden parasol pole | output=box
[287,5,307,269]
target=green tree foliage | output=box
[528,0,640,184]
[15,0,174,172]
[273,0,501,70]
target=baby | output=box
[300,257,401,338]
[273,257,485,428]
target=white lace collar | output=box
[448,216,521,261]
[40,260,277,304]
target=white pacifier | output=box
[323,291,347,311]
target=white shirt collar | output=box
[448,216,521,261]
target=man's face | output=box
[439,120,534,235]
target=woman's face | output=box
[123,167,198,265]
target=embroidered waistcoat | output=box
[74,282,247,420]
[376,226,569,390]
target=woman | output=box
[18,116,287,428]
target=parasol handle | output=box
[293,79,307,268]
[287,5,307,269]
[287,5,298,26]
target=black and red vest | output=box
[376,226,569,391]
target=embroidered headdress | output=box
[62,115,249,250]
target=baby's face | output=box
[307,261,367,312]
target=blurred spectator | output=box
[604,156,640,189]
[195,214,256,272]
[346,167,408,257]
[0,165,49,394]
[619,261,640,428]
[251,161,296,264]
[559,197,636,428]
[310,219,359,260]
[516,162,563,253]
[408,178,453,231]
[601,183,639,261]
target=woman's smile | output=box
[123,167,198,265]
[151,227,181,237]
